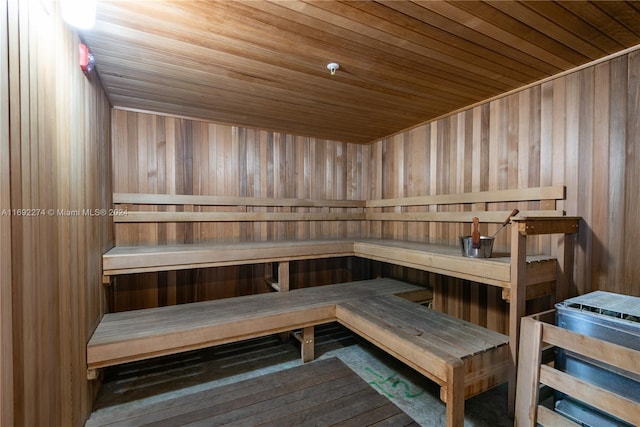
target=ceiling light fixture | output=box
[327,62,340,76]
[61,0,96,30]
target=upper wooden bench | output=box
[87,278,510,427]
[103,239,356,276]
[105,237,559,299]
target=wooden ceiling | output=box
[80,1,640,144]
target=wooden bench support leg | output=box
[300,326,314,363]
[277,261,291,341]
[278,261,289,292]
[446,359,465,427]
[509,224,527,416]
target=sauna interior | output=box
[2,1,640,426]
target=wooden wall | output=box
[2,1,112,426]
[1,1,12,425]
[369,49,640,331]
[110,110,371,310]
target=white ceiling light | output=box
[61,0,96,30]
[327,62,340,76]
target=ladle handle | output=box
[503,209,520,226]
[491,209,520,239]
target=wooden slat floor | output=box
[86,357,418,427]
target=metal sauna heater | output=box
[555,291,640,426]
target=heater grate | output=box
[562,291,640,323]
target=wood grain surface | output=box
[3,1,112,425]
[0,1,13,425]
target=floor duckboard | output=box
[87,357,417,427]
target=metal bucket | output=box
[460,236,494,258]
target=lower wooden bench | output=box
[87,279,419,373]
[87,278,509,427]
[337,295,509,427]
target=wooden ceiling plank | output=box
[601,0,640,37]
[250,0,513,93]
[98,67,432,131]
[85,6,500,142]
[97,0,502,102]
[101,79,403,127]
[222,0,511,97]
[99,68,429,132]
[293,0,528,88]
[98,69,450,143]
[86,14,488,113]
[485,1,611,60]
[558,1,640,47]
[343,0,546,83]
[413,0,586,69]
[84,25,460,117]
[200,0,501,101]
[89,40,464,119]
[376,0,561,76]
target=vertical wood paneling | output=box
[591,62,610,292]
[564,71,585,295]
[369,48,640,332]
[4,1,112,425]
[1,1,14,425]
[624,50,640,290]
[111,111,370,310]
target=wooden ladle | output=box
[471,217,481,249]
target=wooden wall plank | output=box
[624,50,640,293]
[4,1,112,425]
[607,55,628,294]
[591,62,610,293]
[1,1,14,425]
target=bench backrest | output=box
[112,193,366,223]
[365,185,565,223]
[113,185,565,224]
